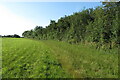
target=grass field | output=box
[2,38,118,78]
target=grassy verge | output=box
[42,40,118,78]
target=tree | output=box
[22,1,120,50]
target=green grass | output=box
[2,38,70,78]
[2,38,118,78]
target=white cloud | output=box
[0,5,36,36]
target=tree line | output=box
[22,2,120,50]
[1,34,21,38]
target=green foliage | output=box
[22,2,120,50]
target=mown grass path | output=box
[2,38,118,78]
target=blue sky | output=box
[0,2,102,36]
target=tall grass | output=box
[42,40,118,78]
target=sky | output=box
[0,2,103,36]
